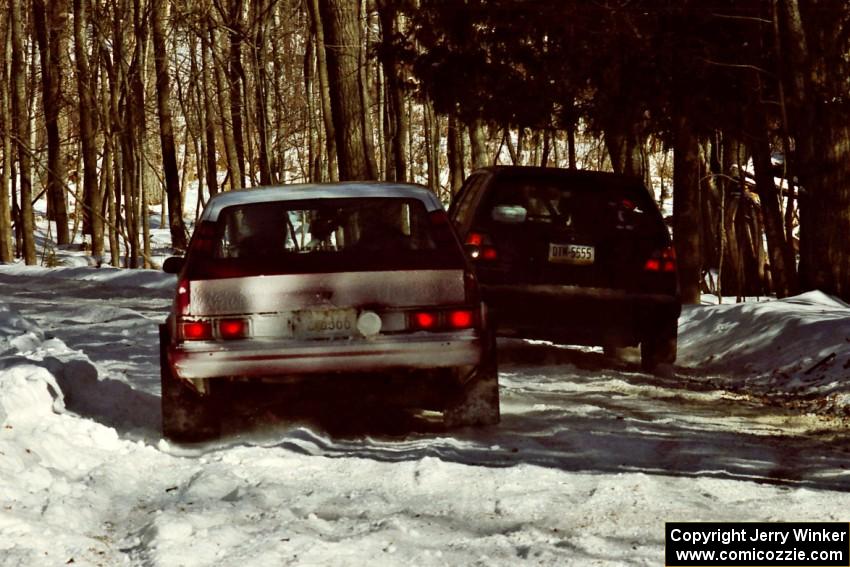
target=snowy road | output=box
[2,267,850,566]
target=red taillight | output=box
[464,232,497,261]
[182,321,212,340]
[645,246,677,273]
[412,311,437,330]
[219,318,248,339]
[176,278,190,314]
[410,308,478,331]
[662,246,677,272]
[449,310,474,329]
[466,232,483,246]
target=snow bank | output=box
[0,263,175,291]
[679,291,850,415]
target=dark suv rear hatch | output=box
[472,170,675,295]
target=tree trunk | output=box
[209,24,242,189]
[10,0,36,264]
[199,32,220,195]
[447,115,465,195]
[423,98,440,194]
[304,31,319,182]
[567,121,577,169]
[318,0,377,180]
[307,0,338,182]
[673,111,702,304]
[0,9,14,262]
[251,0,272,185]
[73,0,104,260]
[357,1,379,179]
[750,127,797,298]
[466,117,488,170]
[540,129,551,168]
[32,0,70,245]
[504,127,518,165]
[605,126,645,179]
[376,0,408,182]
[699,140,720,274]
[781,0,850,299]
[152,0,187,251]
[227,0,247,188]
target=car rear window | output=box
[187,197,466,277]
[484,175,667,238]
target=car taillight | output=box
[409,308,477,331]
[181,321,212,340]
[219,318,248,339]
[176,278,190,314]
[645,246,677,273]
[465,232,497,261]
[411,311,437,330]
[448,309,474,329]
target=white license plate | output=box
[549,243,595,265]
[292,309,357,338]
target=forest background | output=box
[1,0,849,305]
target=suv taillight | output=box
[644,246,677,273]
[464,232,498,261]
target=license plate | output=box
[549,243,595,265]
[292,309,357,339]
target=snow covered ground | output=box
[2,265,850,566]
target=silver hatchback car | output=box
[160,183,499,440]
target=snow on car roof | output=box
[199,182,443,221]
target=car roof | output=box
[199,182,443,222]
[472,166,647,187]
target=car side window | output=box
[450,174,486,232]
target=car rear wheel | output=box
[443,333,500,427]
[160,325,220,442]
[640,323,677,372]
[603,344,627,361]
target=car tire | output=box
[640,323,677,372]
[443,332,500,428]
[603,344,627,360]
[160,325,220,442]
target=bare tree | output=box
[317,0,376,180]
[73,0,105,260]
[151,0,187,250]
[32,0,70,245]
[10,0,35,264]
[0,6,15,262]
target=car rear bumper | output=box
[482,283,681,345]
[169,331,482,380]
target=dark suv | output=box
[160,183,499,440]
[449,166,681,371]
